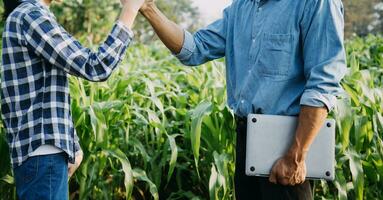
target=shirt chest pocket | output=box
[256,33,293,80]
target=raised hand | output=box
[139,0,184,54]
[119,0,145,29]
[140,0,155,12]
[120,0,145,13]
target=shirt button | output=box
[241,100,245,104]
[252,39,256,43]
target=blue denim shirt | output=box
[176,0,347,117]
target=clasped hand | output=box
[120,0,155,12]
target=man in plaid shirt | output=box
[1,0,145,199]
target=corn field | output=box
[0,35,382,199]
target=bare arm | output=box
[119,0,144,29]
[290,106,328,161]
[140,3,184,54]
[269,106,328,185]
[140,2,229,66]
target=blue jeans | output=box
[13,153,68,200]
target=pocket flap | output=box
[263,33,292,52]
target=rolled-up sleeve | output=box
[175,5,231,66]
[300,0,347,111]
[176,31,196,62]
[22,9,134,82]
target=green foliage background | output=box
[49,0,201,44]
[0,1,382,200]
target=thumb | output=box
[269,167,277,184]
[68,164,74,178]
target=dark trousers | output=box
[235,118,313,200]
[13,153,68,200]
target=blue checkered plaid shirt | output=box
[1,0,133,168]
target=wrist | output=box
[123,3,141,13]
[140,3,157,17]
[121,5,139,17]
[286,143,307,163]
[119,6,139,29]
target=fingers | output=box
[272,169,292,186]
[68,153,83,179]
[269,167,305,186]
[289,165,306,185]
[68,164,74,178]
[269,160,288,185]
[269,159,281,184]
[278,177,291,186]
[269,168,277,184]
[297,174,306,185]
[288,174,299,186]
[269,157,307,186]
[68,163,78,178]
[120,0,127,6]
[286,172,306,186]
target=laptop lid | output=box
[245,114,335,180]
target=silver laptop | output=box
[245,114,335,180]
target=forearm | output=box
[141,4,184,54]
[119,5,140,29]
[65,21,133,82]
[286,106,328,162]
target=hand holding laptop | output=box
[245,109,335,184]
[269,147,308,186]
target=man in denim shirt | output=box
[139,0,346,199]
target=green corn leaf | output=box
[334,169,348,200]
[345,149,365,200]
[104,149,134,200]
[0,175,14,185]
[166,134,180,183]
[190,101,213,177]
[132,169,159,200]
[208,164,218,200]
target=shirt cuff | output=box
[74,132,82,155]
[112,21,134,43]
[300,89,337,111]
[175,30,196,62]
[74,141,82,155]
